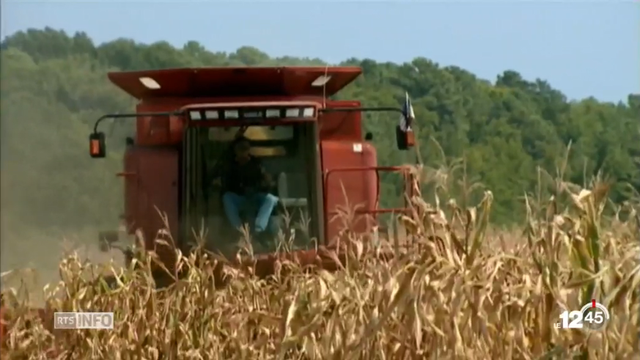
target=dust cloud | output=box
[0,229,125,306]
[0,153,126,306]
[0,49,133,305]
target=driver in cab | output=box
[212,137,278,238]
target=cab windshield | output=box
[208,125,293,157]
[181,123,320,253]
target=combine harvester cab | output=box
[1,67,420,350]
[88,66,419,282]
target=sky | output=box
[2,1,638,103]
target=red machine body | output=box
[86,65,419,278]
[109,67,408,257]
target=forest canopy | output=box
[1,27,639,237]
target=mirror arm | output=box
[319,107,405,116]
[319,107,414,129]
[92,111,181,134]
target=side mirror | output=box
[396,126,415,150]
[89,132,106,158]
[397,92,416,150]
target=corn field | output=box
[1,163,639,359]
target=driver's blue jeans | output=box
[222,192,278,233]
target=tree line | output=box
[1,27,638,236]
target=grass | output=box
[1,161,639,359]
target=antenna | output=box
[318,64,330,133]
[322,64,329,108]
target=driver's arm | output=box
[257,161,273,187]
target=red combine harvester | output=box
[1,67,419,350]
[91,66,418,282]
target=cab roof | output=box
[107,66,363,100]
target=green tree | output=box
[1,28,638,239]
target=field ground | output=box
[1,182,639,359]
